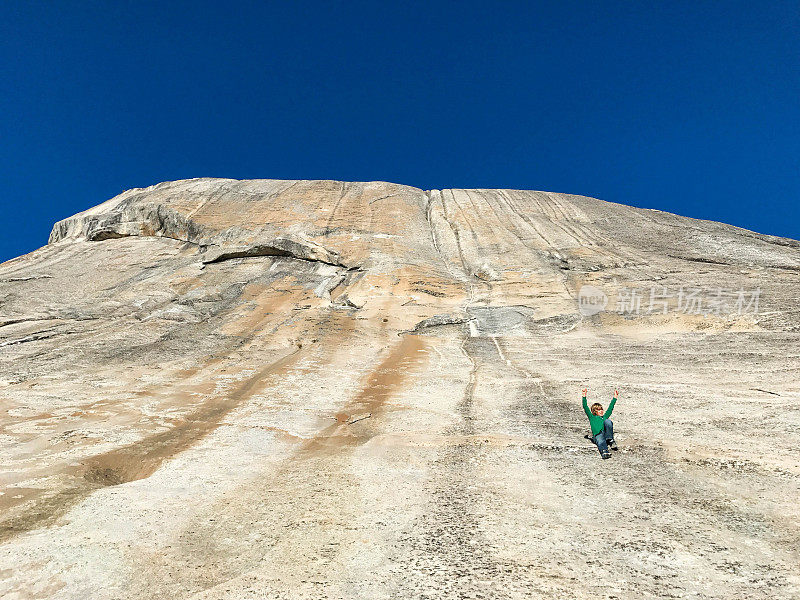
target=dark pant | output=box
[592,419,614,455]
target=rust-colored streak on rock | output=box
[350,334,427,414]
[304,333,428,452]
[82,348,302,485]
[0,348,302,542]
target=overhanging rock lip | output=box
[200,238,360,271]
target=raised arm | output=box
[582,388,591,417]
[604,389,618,419]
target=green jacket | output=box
[583,395,616,435]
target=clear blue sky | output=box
[2,1,798,262]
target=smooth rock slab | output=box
[0,178,799,599]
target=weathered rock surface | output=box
[1,178,799,599]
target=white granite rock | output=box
[1,179,799,599]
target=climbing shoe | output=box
[609,440,619,451]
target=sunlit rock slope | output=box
[1,178,799,599]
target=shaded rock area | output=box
[1,178,799,599]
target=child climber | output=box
[582,388,618,459]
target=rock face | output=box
[1,178,799,599]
